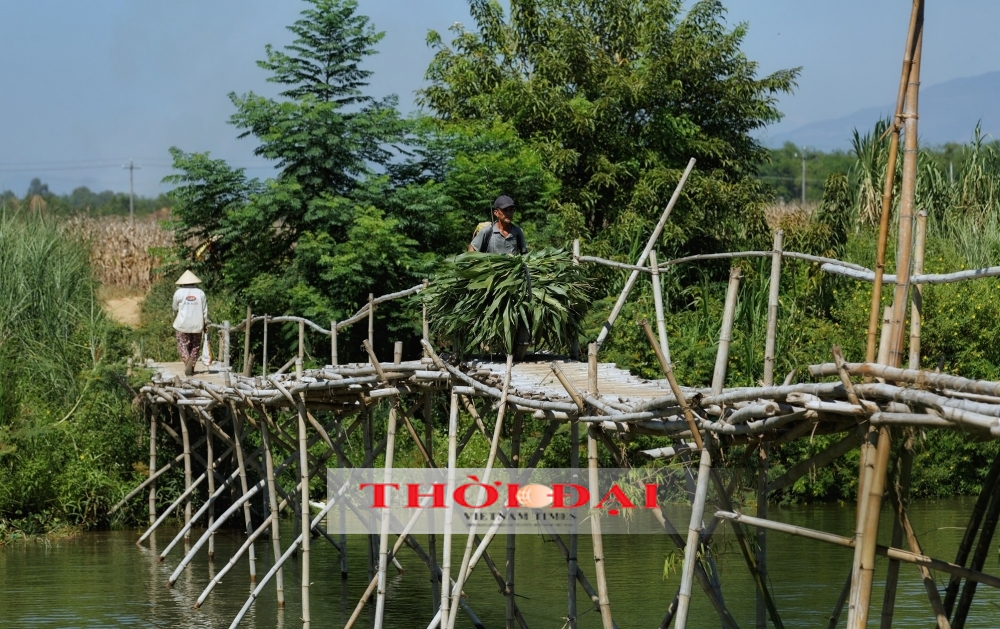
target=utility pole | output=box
[801,146,807,205]
[122,160,141,226]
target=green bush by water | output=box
[0,211,148,542]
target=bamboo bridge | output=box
[121,4,1000,623]
[122,209,1000,628]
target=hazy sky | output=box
[2,0,998,196]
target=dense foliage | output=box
[0,212,146,541]
[421,0,799,263]
[1,180,171,219]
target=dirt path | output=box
[104,295,144,327]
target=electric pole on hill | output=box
[123,160,141,226]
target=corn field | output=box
[63,216,173,290]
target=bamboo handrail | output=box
[575,250,868,274]
[212,282,426,333]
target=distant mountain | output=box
[766,71,1000,151]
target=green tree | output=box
[420,0,799,261]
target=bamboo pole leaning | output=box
[445,354,515,629]
[865,0,923,364]
[712,267,742,394]
[594,157,695,348]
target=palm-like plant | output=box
[423,248,590,358]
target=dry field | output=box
[63,215,173,291]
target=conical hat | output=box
[175,270,202,285]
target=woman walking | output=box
[172,270,208,376]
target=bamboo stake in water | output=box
[424,391,438,610]
[446,354,515,629]
[505,411,522,629]
[568,418,580,629]
[261,417,285,607]
[712,267,742,395]
[943,450,1000,615]
[764,230,784,387]
[295,358,311,626]
[441,391,460,622]
[148,408,158,525]
[675,446,712,629]
[595,158,695,348]
[586,344,614,629]
[373,404,399,627]
[233,410,257,580]
[756,443,769,629]
[206,413,216,559]
[865,0,923,364]
[179,408,193,539]
[649,250,671,364]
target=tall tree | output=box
[421,0,799,258]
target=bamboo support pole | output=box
[331,320,338,366]
[909,209,927,369]
[595,157,695,347]
[425,391,439,611]
[943,450,1000,615]
[888,15,924,369]
[167,481,264,585]
[179,409,193,539]
[296,360,311,626]
[446,354,514,629]
[712,267,742,394]
[394,341,403,365]
[638,321,704,450]
[952,470,1000,628]
[243,306,252,376]
[363,340,401,628]
[233,410,257,580]
[764,230,784,387]
[569,418,580,629]
[139,473,206,546]
[261,418,285,607]
[373,403,399,627]
[441,391,459,623]
[587,425,614,629]
[675,446,712,629]
[368,293,374,361]
[505,411,522,629]
[880,427,914,629]
[363,402,376,581]
[206,413,216,559]
[649,250,671,364]
[262,315,269,375]
[585,344,613,629]
[756,442,768,629]
[827,570,853,629]
[865,0,923,364]
[223,320,231,370]
[767,427,865,493]
[852,424,893,629]
[298,319,305,366]
[714,511,1000,589]
[148,408,158,525]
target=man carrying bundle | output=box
[469,195,528,255]
[172,270,208,376]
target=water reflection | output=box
[1,499,998,628]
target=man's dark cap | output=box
[493,195,515,210]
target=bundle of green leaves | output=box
[424,248,590,357]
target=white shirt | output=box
[172,287,208,333]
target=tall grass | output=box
[0,210,144,537]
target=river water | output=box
[2,498,998,628]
